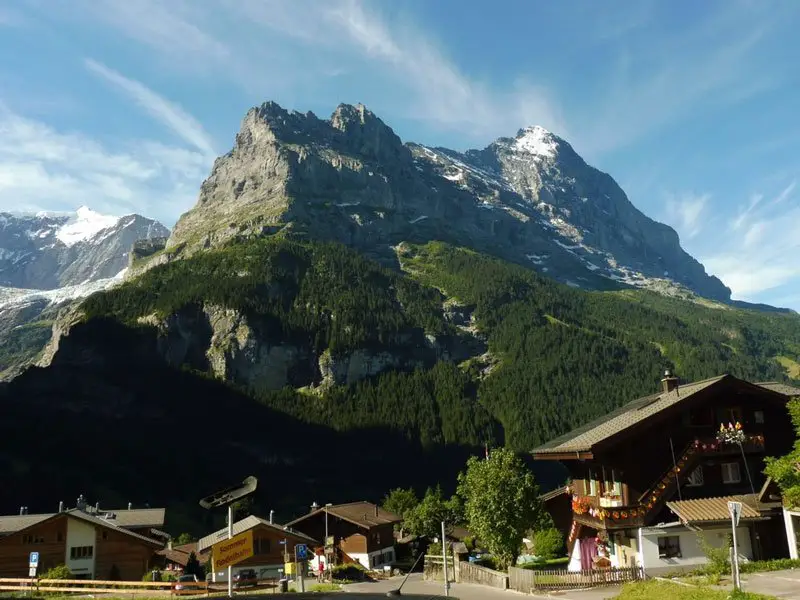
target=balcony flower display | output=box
[572,495,592,515]
[717,421,746,445]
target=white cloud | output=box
[0,106,210,225]
[85,59,217,158]
[664,193,709,239]
[702,182,800,300]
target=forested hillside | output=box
[81,237,800,451]
[3,235,799,526]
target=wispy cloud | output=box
[703,180,800,300]
[85,59,217,158]
[664,192,709,239]
[0,105,210,225]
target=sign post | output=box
[728,501,742,591]
[28,552,39,579]
[295,544,307,593]
[441,521,449,598]
[198,476,258,600]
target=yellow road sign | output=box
[212,530,254,570]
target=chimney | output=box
[375,505,379,517]
[58,501,64,513]
[77,495,87,511]
[269,510,274,524]
[310,501,319,514]
[661,369,679,394]
[19,507,24,515]
[94,502,100,513]
[128,503,133,510]
[168,539,173,551]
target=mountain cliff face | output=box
[0,207,169,290]
[165,101,729,300]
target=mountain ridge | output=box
[159,101,730,303]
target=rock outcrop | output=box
[165,101,730,300]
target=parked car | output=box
[234,569,258,588]
[174,574,199,591]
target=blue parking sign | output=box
[29,552,39,567]
[295,544,307,560]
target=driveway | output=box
[740,569,800,599]
[344,573,622,600]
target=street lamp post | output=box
[324,503,333,581]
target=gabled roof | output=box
[0,510,162,547]
[197,515,318,553]
[666,494,781,524]
[532,376,795,458]
[286,501,402,530]
[756,382,800,397]
[0,514,51,535]
[156,543,210,566]
[0,507,165,535]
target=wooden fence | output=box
[0,577,214,596]
[508,566,644,593]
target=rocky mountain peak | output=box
[166,99,731,302]
[511,126,560,160]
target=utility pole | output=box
[728,501,742,591]
[227,505,233,598]
[441,521,450,598]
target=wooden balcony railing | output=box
[569,434,765,529]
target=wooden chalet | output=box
[533,374,800,575]
[154,541,210,573]
[0,497,165,580]
[197,515,318,582]
[286,501,401,570]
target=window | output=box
[717,407,743,425]
[658,536,681,559]
[754,410,765,424]
[70,546,94,560]
[589,478,597,496]
[253,538,271,555]
[722,462,741,484]
[686,408,714,427]
[22,534,44,544]
[685,466,704,487]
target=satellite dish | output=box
[199,476,258,510]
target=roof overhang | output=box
[533,451,593,461]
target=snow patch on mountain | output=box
[0,269,127,309]
[56,206,121,246]
[513,126,558,159]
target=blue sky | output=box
[1,1,800,309]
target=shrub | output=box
[697,533,731,576]
[41,565,72,579]
[531,528,563,560]
[331,563,367,581]
[739,558,800,573]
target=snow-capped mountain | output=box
[166,101,729,301]
[0,206,169,290]
[0,207,168,379]
[415,126,730,299]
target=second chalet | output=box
[533,373,800,575]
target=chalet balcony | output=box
[571,495,644,530]
[569,433,765,531]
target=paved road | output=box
[344,573,622,600]
[740,569,800,599]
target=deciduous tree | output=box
[765,398,800,508]
[457,448,542,570]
